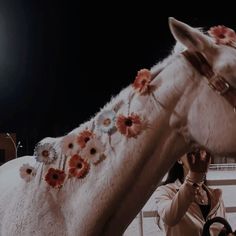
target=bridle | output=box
[182,50,236,113]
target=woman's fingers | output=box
[187,149,211,172]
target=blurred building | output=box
[0,133,16,165]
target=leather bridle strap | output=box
[182,50,236,112]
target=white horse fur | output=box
[1,18,236,236]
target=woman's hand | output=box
[187,149,211,173]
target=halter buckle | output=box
[208,76,230,95]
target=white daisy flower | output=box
[19,163,36,182]
[96,110,116,133]
[80,138,106,164]
[61,134,79,156]
[34,143,57,164]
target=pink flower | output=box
[61,134,79,156]
[80,138,106,164]
[45,168,66,188]
[19,164,36,182]
[132,69,152,95]
[116,113,143,138]
[77,130,94,148]
[68,154,90,178]
[208,25,236,46]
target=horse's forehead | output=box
[214,47,236,71]
[187,88,236,155]
[212,46,236,86]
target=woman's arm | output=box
[155,180,197,226]
[156,149,211,226]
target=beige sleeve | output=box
[155,182,196,226]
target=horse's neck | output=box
[101,55,195,235]
[103,130,188,236]
[57,55,193,235]
[26,53,193,236]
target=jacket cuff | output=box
[185,172,205,185]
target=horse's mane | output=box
[38,41,186,152]
[150,42,185,77]
[69,43,184,132]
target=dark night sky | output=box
[0,1,235,155]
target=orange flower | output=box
[68,154,90,178]
[208,25,236,46]
[45,168,66,188]
[132,69,152,95]
[116,113,142,138]
[77,130,94,148]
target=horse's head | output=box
[168,18,236,156]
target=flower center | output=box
[84,137,90,143]
[68,143,73,149]
[90,148,96,155]
[26,168,32,174]
[52,174,59,180]
[42,150,49,157]
[141,79,147,85]
[125,118,133,127]
[77,163,83,169]
[103,118,111,126]
[219,33,225,38]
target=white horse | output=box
[1,18,236,236]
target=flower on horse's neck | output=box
[77,130,94,149]
[132,69,152,95]
[116,113,143,138]
[34,143,57,164]
[80,138,106,164]
[19,164,36,182]
[68,154,90,178]
[61,134,79,156]
[96,110,116,134]
[208,25,236,48]
[45,168,66,188]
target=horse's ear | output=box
[168,17,215,52]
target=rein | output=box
[182,50,236,112]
